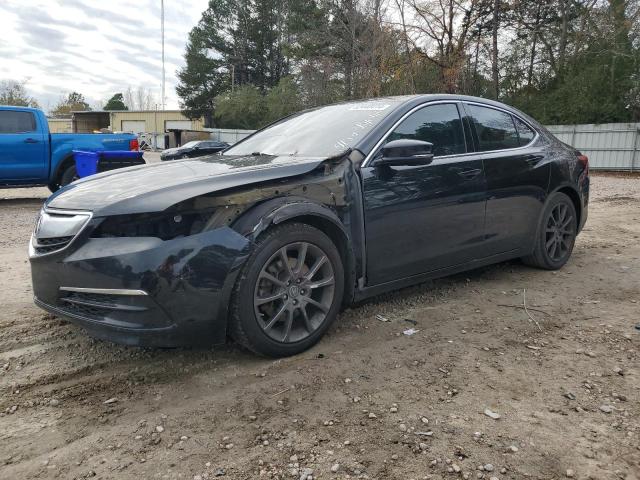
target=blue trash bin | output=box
[72,150,100,178]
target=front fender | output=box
[232,196,347,241]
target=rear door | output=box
[361,102,488,285]
[463,103,550,255]
[0,110,47,181]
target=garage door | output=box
[121,121,146,134]
[165,120,192,130]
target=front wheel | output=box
[522,192,577,270]
[229,223,344,357]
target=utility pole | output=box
[154,104,158,150]
[161,0,166,110]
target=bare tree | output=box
[401,0,489,93]
[124,86,157,110]
[0,79,39,108]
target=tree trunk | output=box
[558,0,568,74]
[527,4,541,89]
[492,0,500,99]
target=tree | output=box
[178,0,640,125]
[177,0,294,118]
[104,93,128,110]
[264,76,302,124]
[214,85,267,129]
[0,80,39,108]
[50,92,91,117]
[176,16,229,119]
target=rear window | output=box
[467,105,519,151]
[0,111,36,134]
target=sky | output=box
[0,0,209,111]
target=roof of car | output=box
[326,94,527,117]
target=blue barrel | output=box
[72,150,99,177]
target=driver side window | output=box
[386,103,466,157]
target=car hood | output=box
[46,154,327,217]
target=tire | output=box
[59,164,79,188]
[229,222,344,357]
[522,192,577,270]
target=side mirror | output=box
[374,139,434,167]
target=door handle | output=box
[24,138,39,144]
[524,154,544,165]
[457,168,482,179]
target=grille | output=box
[33,236,74,254]
[59,301,111,319]
[58,291,148,320]
[31,209,91,256]
[62,291,121,307]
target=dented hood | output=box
[46,154,326,216]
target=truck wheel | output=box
[59,164,79,188]
[229,223,344,357]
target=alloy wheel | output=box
[253,241,335,343]
[545,203,574,262]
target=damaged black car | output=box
[29,94,589,357]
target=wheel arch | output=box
[51,154,75,187]
[231,197,357,305]
[526,183,582,258]
[549,184,582,229]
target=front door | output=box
[0,110,47,181]
[361,102,487,285]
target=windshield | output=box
[180,141,200,149]
[224,99,405,157]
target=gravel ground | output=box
[0,173,638,480]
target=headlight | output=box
[91,210,215,241]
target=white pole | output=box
[161,0,166,110]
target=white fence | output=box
[205,128,255,144]
[546,123,640,171]
[204,123,640,170]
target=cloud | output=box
[13,6,97,32]
[0,0,209,109]
[20,23,68,50]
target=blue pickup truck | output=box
[0,106,140,192]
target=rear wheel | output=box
[59,164,79,188]
[522,192,577,270]
[229,223,344,357]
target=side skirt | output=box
[353,248,524,302]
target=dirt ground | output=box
[0,173,638,480]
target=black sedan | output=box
[30,95,589,357]
[160,140,229,160]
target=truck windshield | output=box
[224,99,405,158]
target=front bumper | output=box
[30,218,251,347]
